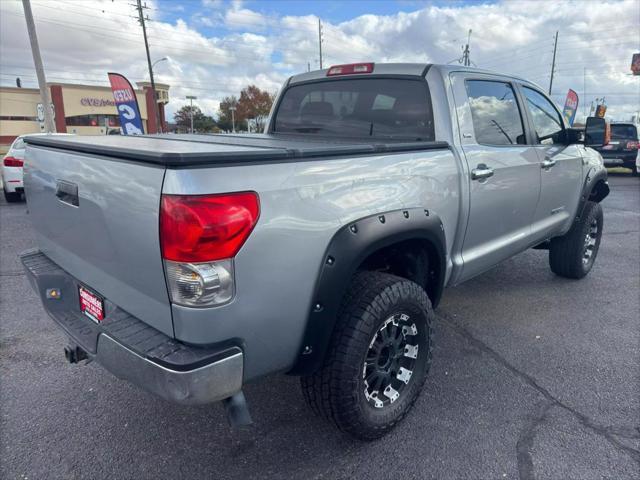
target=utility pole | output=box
[548,31,558,95]
[462,29,472,67]
[22,0,54,132]
[318,18,323,69]
[186,95,196,133]
[135,0,162,133]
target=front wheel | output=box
[549,201,603,279]
[300,271,434,440]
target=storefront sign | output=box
[107,72,144,135]
[80,98,115,107]
[561,89,579,126]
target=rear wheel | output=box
[549,201,603,279]
[3,187,21,203]
[301,271,434,440]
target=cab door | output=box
[450,73,541,282]
[517,85,583,240]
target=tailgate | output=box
[24,145,172,336]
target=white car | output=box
[2,134,72,202]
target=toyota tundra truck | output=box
[21,63,610,440]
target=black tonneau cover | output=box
[24,133,448,167]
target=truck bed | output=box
[24,133,449,167]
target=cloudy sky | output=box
[1,0,638,122]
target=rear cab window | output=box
[610,124,638,140]
[465,80,526,146]
[272,78,435,141]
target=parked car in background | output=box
[595,122,639,175]
[2,136,27,202]
[2,133,72,202]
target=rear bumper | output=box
[20,249,243,405]
[2,166,23,192]
[600,150,638,167]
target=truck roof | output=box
[288,63,535,86]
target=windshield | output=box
[273,78,435,141]
[610,124,637,140]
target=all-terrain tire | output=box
[549,201,603,279]
[300,271,435,440]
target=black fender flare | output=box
[576,167,609,222]
[289,207,446,375]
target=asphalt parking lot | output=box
[1,173,638,480]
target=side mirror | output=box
[564,128,584,144]
[584,117,610,147]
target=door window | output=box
[522,87,564,145]
[465,80,526,146]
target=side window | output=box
[465,80,526,146]
[521,87,564,145]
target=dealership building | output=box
[0,81,170,154]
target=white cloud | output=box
[1,0,638,122]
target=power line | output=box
[2,7,315,50]
[27,0,320,36]
[0,72,274,95]
[479,33,636,67]
[1,8,319,63]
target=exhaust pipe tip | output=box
[64,345,88,364]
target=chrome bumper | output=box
[96,334,243,405]
[21,249,244,405]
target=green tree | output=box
[173,105,217,133]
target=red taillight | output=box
[3,156,23,167]
[626,141,639,150]
[327,62,374,76]
[160,192,260,262]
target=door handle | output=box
[541,157,557,169]
[471,164,494,180]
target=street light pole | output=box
[229,106,236,133]
[151,57,167,71]
[186,95,197,134]
[150,57,168,132]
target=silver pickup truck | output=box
[21,63,610,440]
